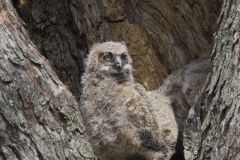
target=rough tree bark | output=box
[184,0,240,160]
[0,0,95,159]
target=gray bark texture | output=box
[184,0,240,160]
[0,0,96,159]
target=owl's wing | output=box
[125,95,169,153]
[125,96,158,130]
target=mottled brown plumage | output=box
[81,41,177,160]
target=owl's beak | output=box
[114,58,123,72]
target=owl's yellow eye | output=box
[103,52,113,61]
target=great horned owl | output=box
[81,41,178,160]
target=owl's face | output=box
[87,42,133,81]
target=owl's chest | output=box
[95,82,145,112]
[95,81,135,103]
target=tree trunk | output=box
[184,0,240,159]
[0,0,95,159]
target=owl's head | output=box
[86,41,133,82]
